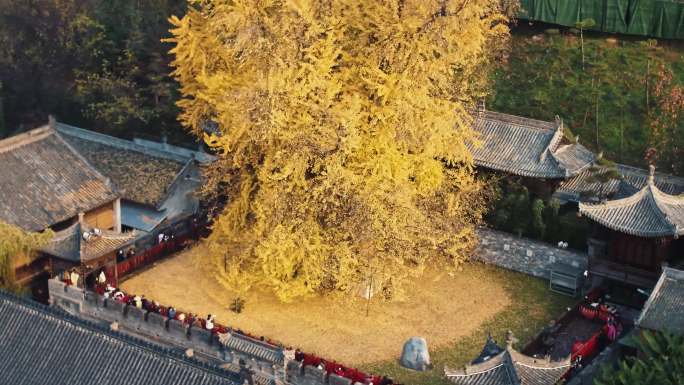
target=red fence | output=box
[103,235,192,286]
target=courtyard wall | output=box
[475,227,588,278]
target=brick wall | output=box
[286,361,364,385]
[48,279,284,385]
[475,228,588,279]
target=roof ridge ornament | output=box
[648,164,656,186]
[505,330,517,349]
[539,117,564,163]
[476,98,486,118]
[48,115,57,130]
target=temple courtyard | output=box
[122,247,574,385]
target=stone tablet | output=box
[400,336,431,371]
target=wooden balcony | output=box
[588,257,660,288]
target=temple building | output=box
[556,162,684,204]
[579,166,684,300]
[637,267,684,335]
[0,124,135,299]
[53,121,215,250]
[0,289,240,385]
[0,118,214,300]
[444,332,570,385]
[470,110,595,197]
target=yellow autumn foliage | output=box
[167,0,509,302]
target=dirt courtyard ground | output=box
[121,248,511,366]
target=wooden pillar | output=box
[114,198,122,233]
[114,255,119,287]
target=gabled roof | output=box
[445,333,570,385]
[637,267,684,334]
[470,111,594,179]
[0,126,118,232]
[579,166,684,238]
[556,163,684,203]
[0,289,239,385]
[56,123,188,208]
[40,221,137,262]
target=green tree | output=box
[542,198,560,242]
[0,221,53,292]
[490,33,680,170]
[530,198,545,239]
[0,0,187,141]
[510,187,531,237]
[574,18,595,71]
[648,64,684,174]
[595,331,684,385]
[168,0,509,302]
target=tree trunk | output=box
[595,78,600,149]
[580,28,585,71]
[620,106,624,162]
[646,60,650,116]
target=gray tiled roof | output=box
[0,126,118,231]
[445,337,570,385]
[0,289,240,385]
[40,221,137,262]
[579,167,684,237]
[637,267,684,334]
[470,111,594,179]
[56,123,186,208]
[556,163,684,203]
[219,332,284,364]
[447,364,516,385]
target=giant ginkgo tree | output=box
[167,0,509,302]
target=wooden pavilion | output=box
[444,332,570,385]
[579,166,684,295]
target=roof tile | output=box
[0,127,118,231]
[470,111,594,179]
[0,290,239,385]
[579,169,684,237]
[638,267,684,334]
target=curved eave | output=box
[580,209,673,237]
[444,362,507,377]
[474,159,566,179]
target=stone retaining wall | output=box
[48,279,284,384]
[475,228,588,279]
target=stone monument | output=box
[400,337,431,371]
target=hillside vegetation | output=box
[490,27,684,175]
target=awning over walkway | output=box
[121,202,167,232]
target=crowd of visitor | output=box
[55,217,395,385]
[90,275,394,385]
[56,269,396,385]
[294,350,392,385]
[94,280,230,333]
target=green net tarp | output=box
[518,0,684,39]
